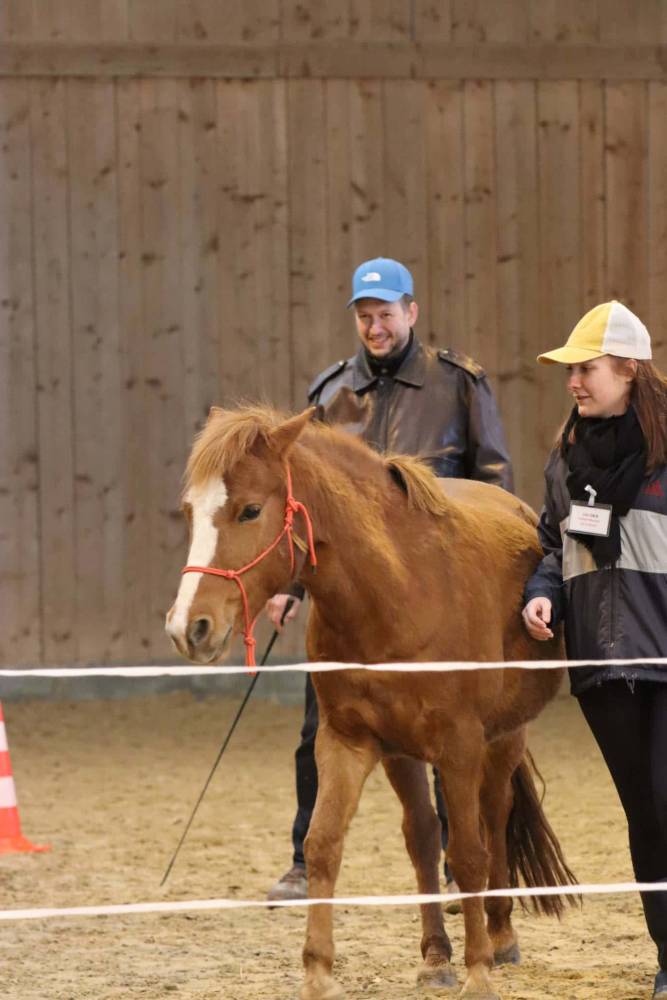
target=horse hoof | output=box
[460,969,502,999]
[416,962,459,992]
[300,977,346,1000]
[494,942,520,966]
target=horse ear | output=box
[269,407,316,457]
[207,405,224,422]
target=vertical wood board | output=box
[0,2,36,39]
[129,0,178,41]
[648,82,667,359]
[348,80,385,267]
[215,80,247,410]
[382,79,429,327]
[462,80,498,372]
[423,81,465,350]
[178,78,224,437]
[452,0,529,42]
[413,0,453,41]
[116,77,154,661]
[287,80,330,403]
[529,0,599,42]
[536,82,581,459]
[30,77,77,664]
[323,79,356,360]
[0,79,41,664]
[350,0,411,41]
[175,0,280,42]
[599,0,665,43]
[493,81,540,505]
[138,78,187,655]
[605,82,648,315]
[245,81,290,408]
[67,78,124,663]
[281,0,351,41]
[579,81,606,309]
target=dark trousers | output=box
[578,680,667,969]
[292,675,450,870]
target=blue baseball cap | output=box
[347,257,414,307]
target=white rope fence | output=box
[1,655,664,923]
[1,882,667,923]
[2,655,667,677]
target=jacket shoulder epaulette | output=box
[307,359,347,401]
[437,348,485,380]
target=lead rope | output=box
[181,466,317,671]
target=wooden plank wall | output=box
[1,1,667,665]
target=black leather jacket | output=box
[307,334,513,491]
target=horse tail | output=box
[506,750,579,918]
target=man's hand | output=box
[522,597,554,641]
[266,594,302,630]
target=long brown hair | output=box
[628,360,667,471]
[558,358,667,472]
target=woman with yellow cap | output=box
[522,301,667,998]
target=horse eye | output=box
[239,504,261,523]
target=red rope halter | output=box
[181,466,317,671]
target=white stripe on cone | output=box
[0,723,7,752]
[0,776,17,810]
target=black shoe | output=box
[267,863,307,902]
[653,969,667,997]
[443,877,462,915]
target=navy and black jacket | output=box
[525,448,667,696]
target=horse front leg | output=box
[382,756,458,993]
[438,726,499,1000]
[301,720,379,1000]
[480,730,526,968]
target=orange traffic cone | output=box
[0,702,49,854]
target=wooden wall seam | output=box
[1,41,667,81]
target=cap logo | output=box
[362,272,381,282]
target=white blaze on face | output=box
[167,479,229,641]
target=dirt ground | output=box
[0,686,657,1000]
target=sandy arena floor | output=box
[0,686,657,1000]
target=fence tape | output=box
[1,881,666,923]
[2,656,667,678]
[2,658,664,924]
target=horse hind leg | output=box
[480,731,527,968]
[382,756,458,994]
[301,723,379,1000]
[437,728,499,1000]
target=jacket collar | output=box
[351,332,425,392]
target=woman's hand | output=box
[265,594,301,630]
[522,597,554,641]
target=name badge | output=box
[568,500,612,537]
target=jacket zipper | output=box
[608,563,615,651]
[378,378,392,451]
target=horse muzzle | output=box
[165,610,232,664]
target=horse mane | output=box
[184,404,286,491]
[185,404,451,526]
[385,454,450,517]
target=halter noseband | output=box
[181,466,317,671]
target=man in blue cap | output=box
[266,256,513,901]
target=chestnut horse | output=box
[166,405,575,1000]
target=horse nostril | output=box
[188,617,211,647]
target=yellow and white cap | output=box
[538,301,652,365]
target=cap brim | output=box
[347,288,405,308]
[537,346,605,365]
